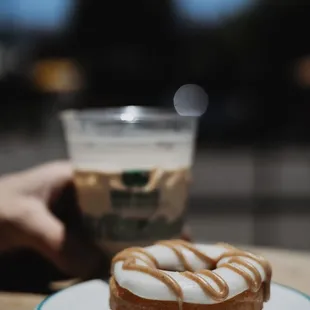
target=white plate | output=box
[36,281,310,310]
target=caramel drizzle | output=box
[113,247,159,268]
[157,240,195,271]
[112,247,183,304]
[218,250,272,301]
[157,240,229,301]
[182,270,229,301]
[112,240,271,306]
[123,256,183,304]
[113,252,151,267]
[220,259,261,292]
[158,240,216,268]
[216,242,238,250]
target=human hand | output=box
[0,161,104,278]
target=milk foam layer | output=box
[67,135,194,172]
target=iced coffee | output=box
[61,106,197,255]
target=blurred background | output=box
[0,0,310,257]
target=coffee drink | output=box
[61,107,197,255]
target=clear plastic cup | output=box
[61,106,197,255]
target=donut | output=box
[109,240,272,310]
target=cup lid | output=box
[60,106,189,122]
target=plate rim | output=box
[36,280,107,310]
[36,281,310,309]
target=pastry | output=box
[110,240,272,310]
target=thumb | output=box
[20,199,104,278]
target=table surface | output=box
[0,246,309,310]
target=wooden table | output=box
[0,246,309,310]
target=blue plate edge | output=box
[36,281,310,309]
[36,289,60,310]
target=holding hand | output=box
[0,161,103,278]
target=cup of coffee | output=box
[61,106,197,255]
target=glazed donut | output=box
[110,240,272,310]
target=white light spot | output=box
[173,84,208,117]
[120,112,135,122]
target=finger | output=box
[23,160,73,188]
[18,200,104,278]
[18,161,73,201]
